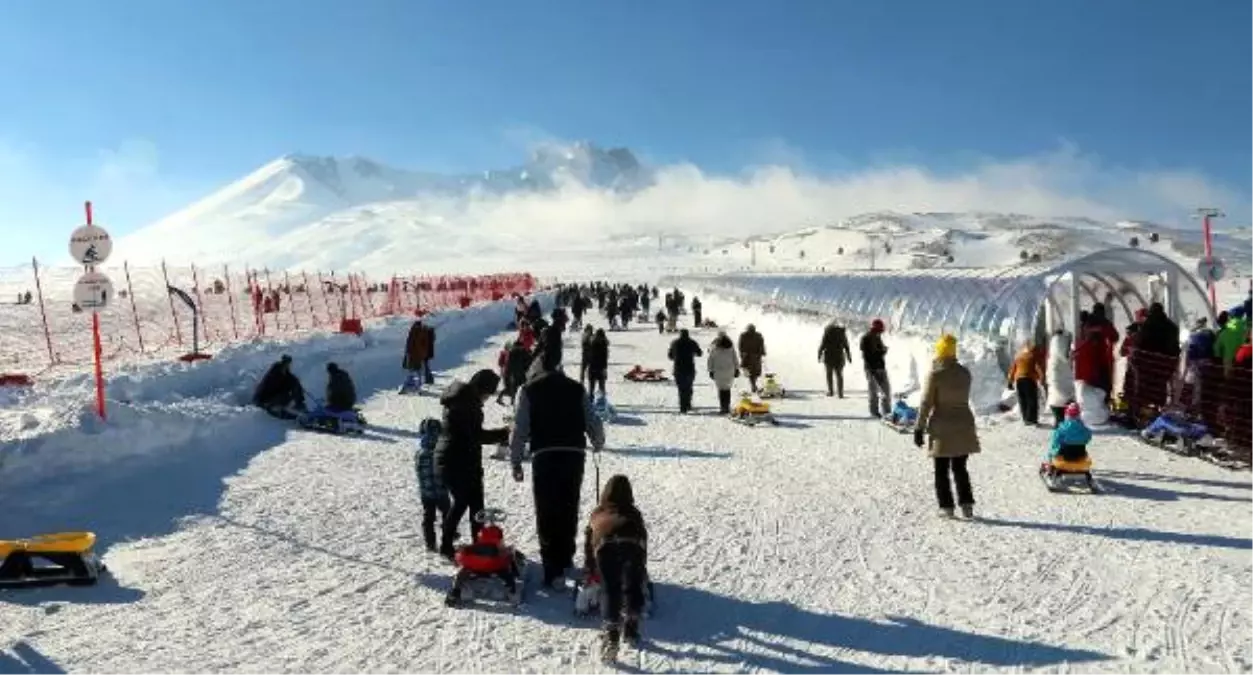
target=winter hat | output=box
[280,354,292,364]
[870,319,885,333]
[1065,402,1081,419]
[934,334,958,361]
[326,362,339,373]
[1134,308,1147,322]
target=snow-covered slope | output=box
[1,295,1249,673]
[120,143,650,269]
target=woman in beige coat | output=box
[914,334,980,519]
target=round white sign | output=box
[69,224,113,266]
[1196,258,1226,283]
[73,270,115,310]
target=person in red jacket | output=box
[1072,327,1113,396]
[517,320,537,352]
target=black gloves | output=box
[913,428,925,448]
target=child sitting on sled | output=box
[583,474,649,661]
[415,418,449,552]
[1049,403,1092,464]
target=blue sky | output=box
[0,0,1248,266]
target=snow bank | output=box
[0,293,552,498]
[693,293,1009,412]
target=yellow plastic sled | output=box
[0,531,105,589]
[759,373,786,399]
[731,393,778,426]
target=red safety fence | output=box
[1113,348,1252,462]
[0,258,535,379]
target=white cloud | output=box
[410,140,1249,244]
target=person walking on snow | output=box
[691,297,703,328]
[587,328,611,400]
[737,324,766,393]
[1044,330,1076,427]
[818,320,853,398]
[667,329,703,413]
[914,334,981,519]
[579,325,595,386]
[707,331,739,414]
[509,347,606,587]
[583,474,649,660]
[1007,342,1045,425]
[404,319,437,385]
[433,369,510,558]
[860,319,891,417]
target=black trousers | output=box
[441,471,484,550]
[532,451,586,580]
[1050,406,1066,428]
[421,495,450,550]
[656,321,665,334]
[693,308,702,326]
[597,542,646,625]
[824,363,845,397]
[674,372,695,412]
[422,359,435,385]
[934,456,974,509]
[1015,378,1039,424]
[717,388,732,414]
[588,375,607,399]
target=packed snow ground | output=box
[1,297,1250,673]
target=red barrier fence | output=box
[0,259,535,378]
[1114,348,1251,462]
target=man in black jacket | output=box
[668,329,703,413]
[435,369,510,557]
[818,321,853,398]
[509,348,606,586]
[859,319,892,417]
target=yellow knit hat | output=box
[935,334,958,360]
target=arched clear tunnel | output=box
[664,248,1215,371]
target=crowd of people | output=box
[340,281,1252,659]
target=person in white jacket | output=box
[707,331,740,414]
[1045,329,1076,428]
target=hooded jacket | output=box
[325,365,357,411]
[1050,418,1092,455]
[1045,332,1076,408]
[706,334,739,390]
[433,372,507,485]
[583,475,648,575]
[916,349,980,459]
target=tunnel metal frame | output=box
[663,248,1215,366]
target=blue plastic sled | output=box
[298,400,367,435]
[883,399,918,432]
[1141,412,1212,450]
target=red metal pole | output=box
[31,257,56,366]
[302,270,318,327]
[284,270,300,330]
[161,260,183,346]
[92,310,105,420]
[123,261,146,353]
[1202,214,1217,309]
[263,268,280,332]
[360,273,376,317]
[249,269,265,337]
[223,264,240,340]
[316,271,333,325]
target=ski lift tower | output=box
[1192,207,1224,309]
